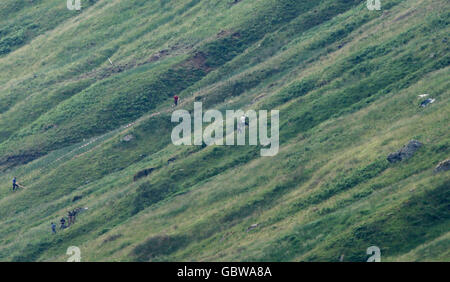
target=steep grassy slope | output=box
[0,0,448,261]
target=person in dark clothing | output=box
[173,95,179,107]
[68,211,73,227]
[72,209,79,224]
[12,177,18,191]
[51,222,57,234]
[60,217,66,229]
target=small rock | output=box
[72,195,83,202]
[420,98,435,107]
[246,224,259,232]
[434,159,450,173]
[133,168,155,182]
[387,140,423,163]
[122,134,134,142]
[43,124,57,131]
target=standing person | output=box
[60,217,66,229]
[67,211,73,227]
[51,222,56,234]
[72,208,79,224]
[12,177,18,191]
[173,95,179,107]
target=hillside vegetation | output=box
[0,0,448,261]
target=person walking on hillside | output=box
[12,177,19,191]
[51,222,57,234]
[72,208,81,224]
[173,95,179,107]
[60,217,66,229]
[68,211,73,227]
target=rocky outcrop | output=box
[420,98,435,107]
[387,140,423,163]
[246,223,259,232]
[434,159,450,173]
[133,167,155,182]
[72,195,83,202]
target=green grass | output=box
[0,0,448,261]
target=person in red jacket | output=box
[173,95,179,107]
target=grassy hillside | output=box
[0,0,448,261]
